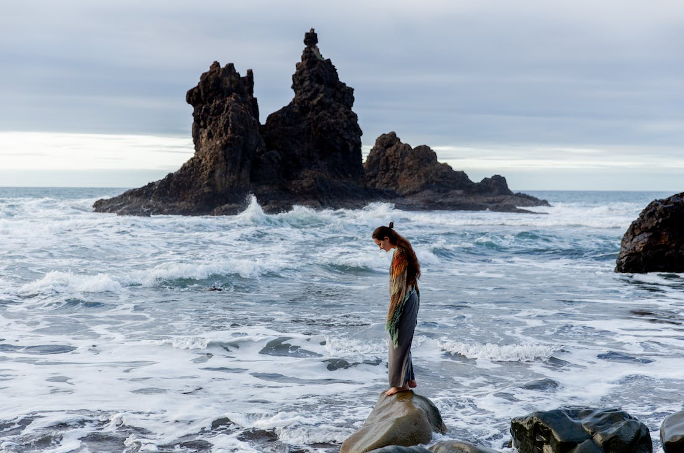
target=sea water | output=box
[0,188,682,453]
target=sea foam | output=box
[439,340,557,362]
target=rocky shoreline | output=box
[344,391,681,453]
[93,30,548,216]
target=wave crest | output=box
[439,339,556,362]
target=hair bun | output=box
[389,221,394,229]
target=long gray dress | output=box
[388,289,420,387]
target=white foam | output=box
[125,259,280,284]
[18,271,123,295]
[324,335,388,357]
[153,337,210,350]
[439,340,557,362]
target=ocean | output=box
[0,188,682,453]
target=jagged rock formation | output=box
[511,408,652,453]
[340,391,447,453]
[365,133,548,212]
[93,62,264,215]
[94,30,548,216]
[615,192,684,273]
[252,28,370,212]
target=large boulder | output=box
[429,440,500,453]
[364,132,549,213]
[615,192,684,273]
[661,411,684,453]
[369,447,433,453]
[340,391,447,453]
[511,408,652,453]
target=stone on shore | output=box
[615,192,684,273]
[511,408,652,453]
[661,411,684,453]
[340,391,447,453]
[429,440,501,453]
[369,447,433,453]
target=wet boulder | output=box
[429,440,501,453]
[511,408,651,453]
[340,391,447,453]
[369,447,433,453]
[615,192,684,273]
[661,411,684,453]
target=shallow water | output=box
[0,188,682,452]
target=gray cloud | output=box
[1,0,683,188]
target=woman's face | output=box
[373,236,393,252]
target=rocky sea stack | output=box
[94,29,548,215]
[365,132,547,212]
[615,192,684,273]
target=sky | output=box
[0,0,683,191]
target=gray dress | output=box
[388,289,419,387]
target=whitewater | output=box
[0,188,682,453]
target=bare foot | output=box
[385,385,410,396]
[408,379,417,388]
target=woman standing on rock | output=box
[372,222,421,396]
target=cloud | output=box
[0,132,193,170]
[0,0,683,190]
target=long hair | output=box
[372,222,421,286]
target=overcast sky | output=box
[1,0,683,190]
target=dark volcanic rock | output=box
[661,411,684,453]
[94,62,264,215]
[256,28,370,211]
[364,132,474,196]
[615,192,684,273]
[93,30,549,216]
[340,391,447,453]
[511,408,652,453]
[364,132,549,213]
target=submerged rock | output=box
[364,133,549,213]
[615,192,684,273]
[511,408,652,453]
[661,411,684,453]
[340,391,447,453]
[429,440,501,453]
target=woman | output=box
[372,222,421,396]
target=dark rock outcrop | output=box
[340,391,447,453]
[429,440,501,453]
[364,133,549,213]
[253,28,370,212]
[661,411,684,453]
[94,62,264,215]
[615,192,684,273]
[511,408,652,453]
[94,30,548,216]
